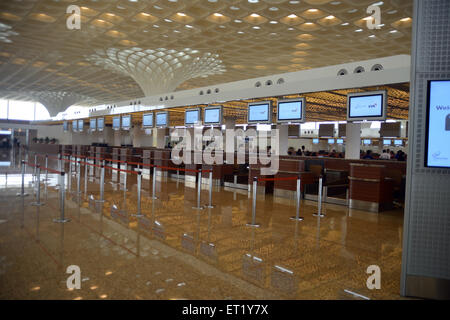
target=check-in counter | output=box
[349,163,394,213]
[153,149,171,177]
[202,163,234,186]
[273,159,305,198]
[249,160,274,194]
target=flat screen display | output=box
[363,139,372,145]
[78,120,84,132]
[63,121,68,132]
[185,109,200,125]
[112,117,120,130]
[313,138,319,144]
[248,102,271,124]
[383,139,392,145]
[347,91,387,121]
[337,139,344,144]
[277,99,305,123]
[122,115,131,129]
[156,112,168,127]
[90,119,96,131]
[142,113,153,128]
[204,106,222,125]
[394,139,403,146]
[425,80,450,168]
[72,120,78,132]
[97,118,104,131]
[328,139,335,144]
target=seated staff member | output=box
[379,150,391,160]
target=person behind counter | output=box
[379,149,391,160]
[362,150,374,160]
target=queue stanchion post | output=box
[33,153,37,178]
[205,170,215,209]
[43,154,49,182]
[68,155,72,192]
[290,177,304,221]
[192,168,204,210]
[151,166,158,200]
[84,157,88,198]
[313,176,325,218]
[76,161,82,196]
[131,172,144,218]
[31,166,45,207]
[123,162,128,190]
[246,177,260,227]
[16,160,29,197]
[94,164,105,214]
[54,172,70,223]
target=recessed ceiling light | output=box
[251,13,260,18]
[369,35,376,38]
[400,17,411,22]
[289,1,300,4]
[253,26,260,29]
[389,30,398,33]
[307,9,318,13]
[185,25,193,28]
[177,12,186,17]
[355,29,363,32]
[234,19,242,23]
[348,9,358,13]
[214,13,223,17]
[325,15,335,19]
[288,14,298,18]
[341,22,349,26]
[269,21,278,24]
[288,27,294,30]
[248,0,259,3]
[269,7,279,11]
[230,6,240,10]
[237,31,244,34]
[372,1,384,5]
[387,10,398,14]
[164,19,172,22]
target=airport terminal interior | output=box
[0,0,449,301]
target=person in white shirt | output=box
[379,149,391,160]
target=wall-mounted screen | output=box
[248,101,271,124]
[63,121,68,132]
[425,80,450,168]
[122,115,131,130]
[156,112,168,127]
[185,108,201,126]
[78,120,84,132]
[204,106,222,125]
[383,139,392,145]
[112,116,121,130]
[277,98,306,123]
[312,138,319,144]
[72,120,78,132]
[337,139,344,144]
[328,139,335,144]
[319,124,335,137]
[363,139,372,145]
[394,139,403,146]
[90,119,96,131]
[142,113,154,128]
[347,90,387,121]
[97,118,104,131]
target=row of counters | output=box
[28,144,407,213]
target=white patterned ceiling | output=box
[0,0,413,112]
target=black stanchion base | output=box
[205,205,215,209]
[192,206,204,210]
[151,196,158,200]
[246,223,260,228]
[53,218,71,223]
[290,216,304,221]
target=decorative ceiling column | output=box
[87,47,226,96]
[27,91,91,117]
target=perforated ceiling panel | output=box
[0,0,413,106]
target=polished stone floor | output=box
[0,150,406,300]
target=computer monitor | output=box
[72,120,78,132]
[204,106,223,125]
[90,118,96,132]
[383,139,392,146]
[328,139,335,144]
[347,90,387,122]
[63,121,68,132]
[156,112,168,128]
[313,138,319,144]
[425,79,450,168]
[185,108,201,126]
[121,115,131,130]
[337,139,344,144]
[363,139,372,145]
[78,120,84,132]
[248,101,272,124]
[394,139,403,146]
[97,118,104,132]
[277,98,306,123]
[112,116,120,130]
[142,113,154,128]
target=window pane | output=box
[0,100,7,119]
[34,103,50,121]
[8,100,35,121]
